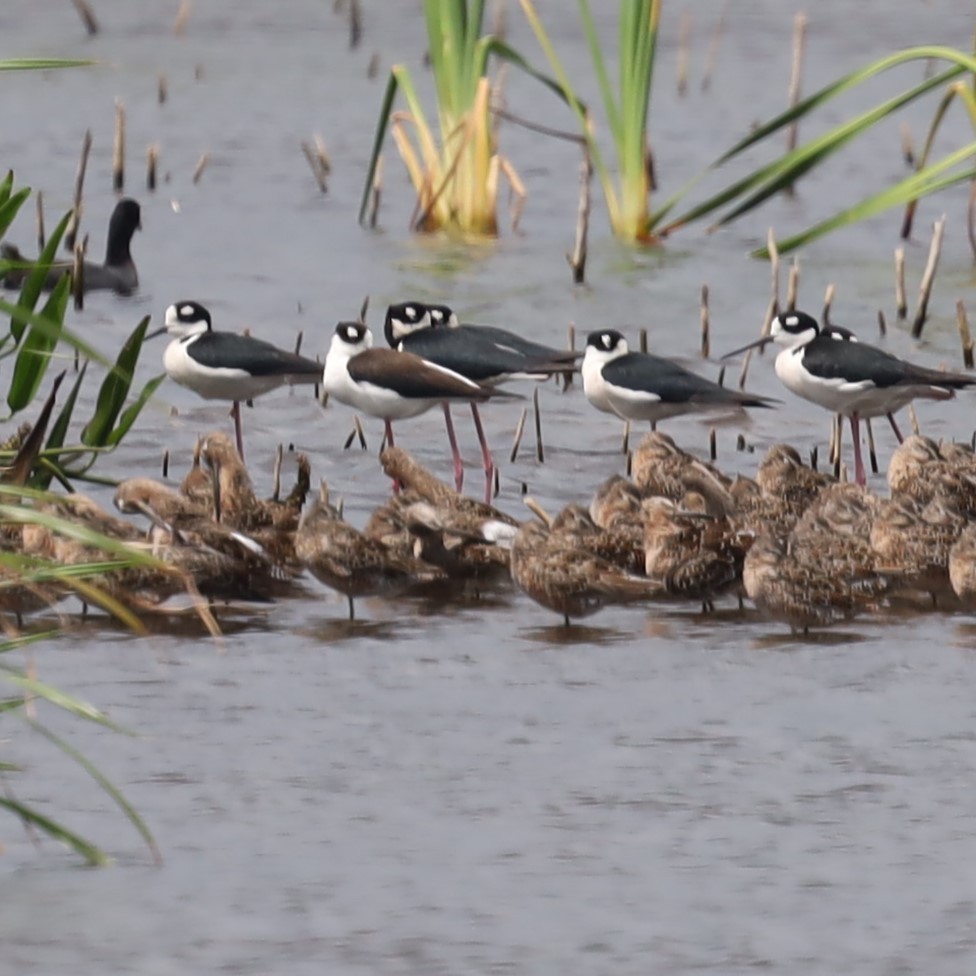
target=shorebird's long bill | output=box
[720,335,774,360]
[145,325,168,340]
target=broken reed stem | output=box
[509,407,528,462]
[532,386,545,463]
[700,2,728,92]
[910,214,946,338]
[566,144,592,285]
[784,14,807,176]
[158,74,168,105]
[894,247,907,319]
[564,324,575,391]
[174,0,192,36]
[822,283,835,325]
[192,152,211,184]
[899,121,915,167]
[908,404,921,436]
[72,235,86,311]
[161,449,169,478]
[676,11,691,97]
[708,427,717,462]
[354,415,367,450]
[367,53,380,79]
[738,297,776,390]
[968,181,976,262]
[35,191,44,251]
[877,309,887,337]
[957,300,974,369]
[301,142,328,193]
[700,284,710,358]
[829,413,841,467]
[272,444,283,502]
[66,128,92,251]
[809,445,818,472]
[621,420,631,456]
[113,101,126,192]
[639,328,648,354]
[349,0,362,48]
[146,144,159,191]
[786,257,800,312]
[768,228,780,312]
[367,155,383,228]
[71,0,98,35]
[293,331,304,356]
[866,419,879,474]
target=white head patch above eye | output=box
[784,315,800,328]
[180,304,196,318]
[404,305,419,320]
[602,334,613,349]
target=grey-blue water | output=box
[2,2,976,972]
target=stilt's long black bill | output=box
[720,335,774,360]
[145,325,168,340]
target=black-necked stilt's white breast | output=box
[723,310,976,485]
[151,301,321,460]
[384,301,577,500]
[322,321,515,495]
[582,328,775,425]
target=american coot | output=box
[1,197,141,295]
[150,300,323,461]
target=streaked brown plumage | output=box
[949,523,976,605]
[630,431,732,508]
[589,474,643,530]
[550,502,645,575]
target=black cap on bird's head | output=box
[148,300,212,340]
[584,329,628,360]
[384,301,430,347]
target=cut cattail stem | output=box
[899,120,915,167]
[533,387,545,463]
[72,235,87,311]
[708,427,717,462]
[894,247,907,319]
[877,309,887,337]
[113,101,126,192]
[625,451,633,477]
[809,445,818,471]
[786,257,800,312]
[768,227,781,312]
[146,144,159,191]
[294,331,304,356]
[639,327,648,354]
[272,444,283,502]
[784,14,807,171]
[158,74,168,105]
[493,465,500,499]
[908,404,921,436]
[313,135,331,176]
[35,191,45,251]
[866,419,879,474]
[911,215,946,338]
[367,154,383,228]
[71,0,98,34]
[564,324,575,391]
[192,152,211,184]
[367,53,380,80]
[358,294,370,324]
[66,128,92,251]
[566,144,592,285]
[161,449,169,478]
[717,365,726,387]
[736,433,746,452]
[301,141,328,193]
[510,407,528,463]
[621,420,631,456]
[822,283,835,325]
[174,0,192,35]
[700,284,710,358]
[957,300,974,369]
[701,3,727,92]
[349,0,362,48]
[676,11,691,97]
[830,413,842,466]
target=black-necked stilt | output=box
[151,301,321,461]
[722,310,976,486]
[322,321,513,493]
[384,301,577,498]
[2,198,142,295]
[582,329,775,426]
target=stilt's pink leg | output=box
[470,403,495,505]
[231,401,245,462]
[887,412,904,444]
[442,403,464,493]
[850,413,867,486]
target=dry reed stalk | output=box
[113,101,125,192]
[908,404,921,435]
[894,247,907,319]
[367,155,383,228]
[161,449,169,478]
[822,283,835,325]
[367,53,380,79]
[786,257,800,311]
[910,215,946,338]
[621,420,631,456]
[829,413,841,467]
[700,2,728,92]
[272,445,283,502]
[349,0,362,48]
[700,284,710,358]
[877,309,887,337]
[566,144,592,284]
[738,297,775,390]
[708,427,717,462]
[146,144,159,191]
[302,142,328,193]
[809,445,818,471]
[35,192,44,251]
[735,433,746,452]
[899,121,915,166]
[510,407,528,462]
[533,387,544,463]
[192,152,211,184]
[866,419,878,474]
[158,74,168,105]
[71,0,98,35]
[293,331,304,356]
[784,14,807,174]
[72,235,87,311]
[969,181,976,261]
[956,300,974,369]
[639,328,648,354]
[66,129,92,251]
[676,11,691,97]
[174,0,192,36]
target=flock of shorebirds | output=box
[5,199,976,633]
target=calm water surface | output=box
[2,2,976,973]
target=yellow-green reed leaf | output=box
[0,185,30,241]
[107,373,165,446]
[3,673,127,731]
[0,58,94,71]
[7,274,70,413]
[0,795,109,866]
[0,297,110,368]
[28,719,161,865]
[8,209,72,343]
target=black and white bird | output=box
[723,310,976,485]
[323,321,515,494]
[2,198,142,295]
[151,301,322,460]
[582,329,775,428]
[384,301,577,499]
